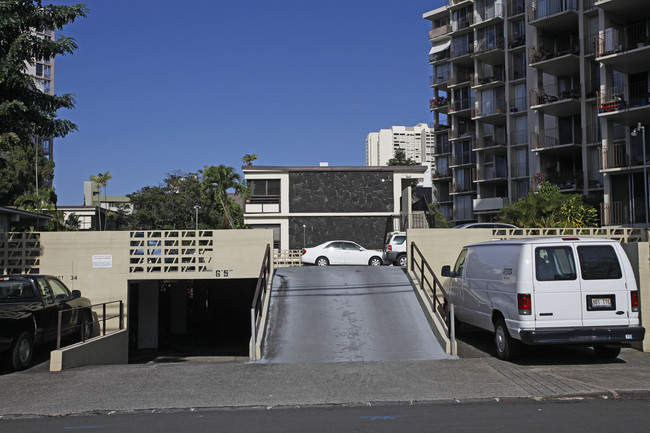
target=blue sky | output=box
[51,0,445,204]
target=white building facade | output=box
[366,123,436,166]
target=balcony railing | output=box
[511,129,528,145]
[597,82,650,114]
[528,0,578,22]
[530,83,580,107]
[451,15,474,32]
[430,72,451,87]
[452,151,477,167]
[470,71,504,87]
[429,24,452,40]
[596,24,650,58]
[429,50,450,63]
[474,134,506,150]
[529,35,580,64]
[602,142,629,169]
[475,36,505,54]
[430,97,449,110]
[531,127,581,150]
[451,43,474,58]
[509,96,527,113]
[509,33,526,49]
[434,143,451,154]
[508,0,525,16]
[601,201,626,226]
[449,98,472,113]
[473,99,507,118]
[473,3,504,25]
[476,165,508,181]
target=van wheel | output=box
[10,332,34,371]
[397,254,407,267]
[593,344,621,359]
[494,317,521,361]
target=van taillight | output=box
[302,249,306,255]
[631,291,639,312]
[518,294,532,315]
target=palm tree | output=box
[89,171,112,230]
[200,165,243,229]
[242,154,258,166]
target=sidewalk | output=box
[0,348,648,418]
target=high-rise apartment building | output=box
[24,28,55,161]
[366,123,436,166]
[424,0,649,226]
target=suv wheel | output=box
[397,254,407,267]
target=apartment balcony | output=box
[449,98,472,116]
[475,166,508,182]
[527,0,579,33]
[472,3,504,29]
[528,37,580,76]
[470,72,505,89]
[511,162,530,178]
[429,97,449,114]
[509,96,527,114]
[600,201,626,226]
[446,0,473,10]
[430,72,451,89]
[450,128,476,141]
[473,37,505,63]
[433,142,451,156]
[473,134,507,152]
[450,43,474,66]
[432,169,452,181]
[508,0,525,17]
[472,99,507,123]
[473,197,507,213]
[531,127,582,152]
[600,142,650,172]
[448,72,472,88]
[594,0,648,22]
[451,15,474,34]
[508,33,526,50]
[429,24,452,41]
[429,46,451,64]
[597,83,650,125]
[596,26,650,75]
[529,84,581,116]
[451,180,476,195]
[538,171,584,191]
[450,152,477,168]
[587,169,604,190]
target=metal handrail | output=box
[250,244,271,360]
[56,300,124,350]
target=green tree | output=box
[387,149,417,166]
[200,165,245,229]
[429,202,451,228]
[0,1,88,206]
[242,153,258,166]
[497,182,599,228]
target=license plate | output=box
[587,295,616,311]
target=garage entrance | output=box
[128,278,256,362]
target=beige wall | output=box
[33,230,274,329]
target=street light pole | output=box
[194,205,201,232]
[632,123,648,229]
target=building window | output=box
[249,179,280,204]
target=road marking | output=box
[64,427,104,430]
[360,415,408,420]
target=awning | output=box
[429,40,450,55]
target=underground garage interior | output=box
[127,278,257,362]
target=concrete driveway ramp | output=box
[261,266,450,363]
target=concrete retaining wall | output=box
[50,330,129,371]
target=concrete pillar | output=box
[137,281,159,350]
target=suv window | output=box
[535,246,577,281]
[577,245,622,280]
[392,235,406,245]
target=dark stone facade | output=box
[289,171,393,213]
[289,216,390,250]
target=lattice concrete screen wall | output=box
[129,231,214,274]
[0,233,41,274]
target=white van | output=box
[441,237,645,360]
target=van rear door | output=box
[576,243,630,327]
[532,243,582,328]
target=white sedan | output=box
[301,240,383,266]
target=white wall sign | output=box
[92,254,113,269]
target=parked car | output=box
[441,237,645,361]
[0,275,93,371]
[302,241,383,266]
[454,223,519,229]
[383,232,407,267]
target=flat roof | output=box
[242,165,428,173]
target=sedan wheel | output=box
[369,256,382,266]
[316,256,329,266]
[10,332,33,371]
